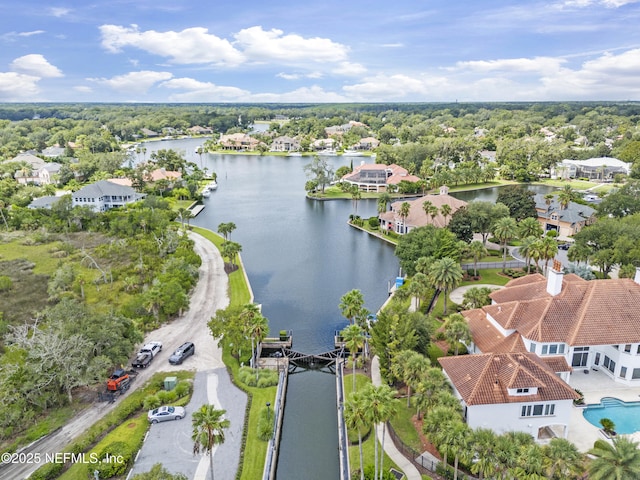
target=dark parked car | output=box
[169,342,195,365]
[132,351,153,368]
[558,242,572,250]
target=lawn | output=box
[534,178,600,190]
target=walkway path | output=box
[449,284,505,304]
[370,356,422,480]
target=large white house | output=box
[72,180,143,212]
[439,264,640,442]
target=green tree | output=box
[443,313,471,355]
[496,185,537,221]
[241,304,269,369]
[391,350,430,407]
[399,201,411,231]
[440,203,453,225]
[462,286,494,309]
[470,428,499,480]
[467,201,509,245]
[493,216,518,272]
[518,216,543,240]
[344,391,371,480]
[588,437,640,480]
[429,257,463,315]
[304,156,334,194]
[339,289,367,326]
[539,235,559,276]
[377,192,391,214]
[341,324,365,391]
[395,225,462,276]
[192,404,230,480]
[131,464,188,480]
[363,383,397,480]
[217,222,237,241]
[467,240,488,277]
[543,437,584,480]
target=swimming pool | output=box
[583,397,640,434]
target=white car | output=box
[148,405,185,423]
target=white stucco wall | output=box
[466,399,574,440]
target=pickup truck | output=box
[132,351,153,368]
[140,341,163,357]
[132,341,163,368]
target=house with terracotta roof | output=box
[439,352,578,440]
[342,162,421,194]
[534,194,595,239]
[378,186,467,233]
[439,264,640,441]
[270,136,301,152]
[218,133,261,151]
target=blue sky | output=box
[1,0,640,103]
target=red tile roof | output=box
[439,352,579,406]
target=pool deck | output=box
[567,368,640,452]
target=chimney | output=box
[547,259,564,296]
[635,267,640,285]
[440,185,449,195]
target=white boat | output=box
[201,187,211,198]
[318,148,337,156]
[342,149,363,156]
[208,181,218,190]
[288,152,303,157]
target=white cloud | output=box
[343,74,438,100]
[0,72,41,100]
[234,26,349,64]
[49,7,71,17]
[160,78,250,101]
[19,30,46,37]
[249,86,348,103]
[561,0,639,6]
[10,54,63,78]
[332,62,366,76]
[74,86,92,93]
[277,72,323,80]
[88,71,173,94]
[99,25,245,66]
[453,57,565,74]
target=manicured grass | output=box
[390,400,423,453]
[459,268,512,287]
[58,414,149,480]
[534,178,599,190]
[191,226,252,305]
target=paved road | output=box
[0,231,239,479]
[129,368,247,480]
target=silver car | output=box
[147,405,186,423]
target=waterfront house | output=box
[218,133,261,151]
[533,194,595,238]
[72,180,143,212]
[270,136,301,152]
[378,185,467,233]
[439,352,578,441]
[342,162,421,194]
[440,264,640,441]
[553,157,631,181]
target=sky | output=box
[1,0,640,103]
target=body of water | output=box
[133,140,559,478]
[583,397,640,434]
[137,140,398,479]
[449,184,557,203]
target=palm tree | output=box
[363,383,397,480]
[242,304,269,369]
[399,201,411,233]
[192,404,230,480]
[518,236,538,273]
[470,428,499,480]
[518,216,543,240]
[344,391,370,480]
[539,235,558,276]
[341,324,365,392]
[492,216,518,272]
[557,185,576,210]
[440,203,453,225]
[543,437,584,479]
[429,257,463,315]
[217,221,237,241]
[221,241,242,267]
[377,192,391,214]
[407,272,430,311]
[415,255,434,275]
[391,350,430,407]
[177,207,187,229]
[443,313,471,355]
[588,437,640,480]
[339,289,366,325]
[350,184,362,213]
[414,367,447,418]
[468,240,487,277]
[450,422,472,480]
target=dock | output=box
[189,204,205,216]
